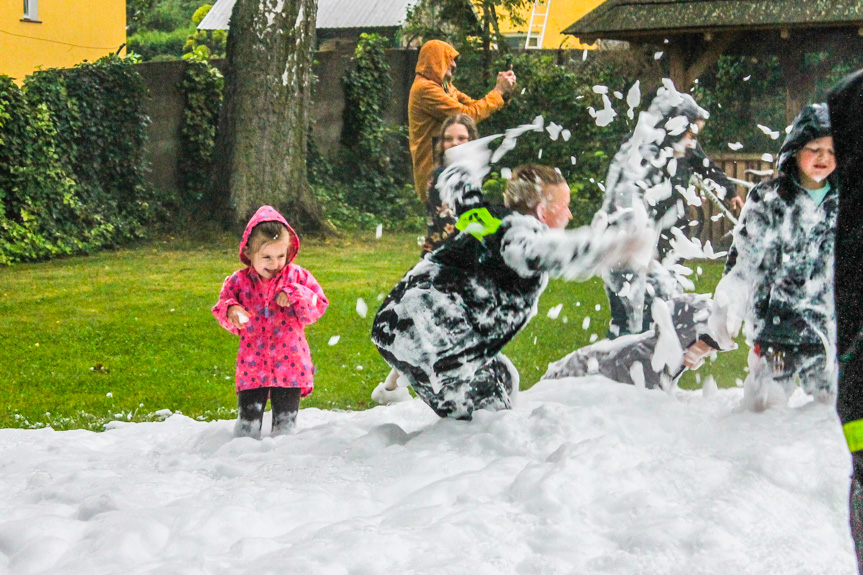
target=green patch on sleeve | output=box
[844,419,863,452]
[455,208,501,241]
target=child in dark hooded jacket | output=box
[213,206,328,437]
[371,154,650,420]
[710,103,837,411]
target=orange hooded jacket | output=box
[408,40,505,201]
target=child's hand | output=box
[275,292,291,308]
[227,305,252,330]
[728,195,744,212]
[708,289,741,350]
[683,340,714,369]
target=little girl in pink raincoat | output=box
[213,206,328,438]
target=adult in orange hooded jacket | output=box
[409,39,516,201]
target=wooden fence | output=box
[692,153,775,249]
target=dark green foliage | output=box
[813,51,863,103]
[0,56,158,264]
[691,55,786,153]
[306,137,384,230]
[341,34,392,151]
[27,57,157,242]
[0,79,89,263]
[177,55,223,213]
[330,34,420,229]
[400,0,483,45]
[456,48,648,226]
[690,52,863,154]
[127,0,156,34]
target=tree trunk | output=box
[487,4,507,54]
[209,0,328,232]
[481,2,493,85]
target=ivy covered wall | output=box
[0,56,162,264]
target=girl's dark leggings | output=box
[237,387,301,430]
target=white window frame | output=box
[23,0,39,21]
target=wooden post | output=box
[668,33,736,91]
[686,33,738,86]
[668,41,687,90]
[778,43,815,126]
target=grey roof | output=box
[564,0,863,40]
[198,0,421,31]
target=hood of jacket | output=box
[415,40,459,86]
[239,205,300,265]
[645,79,710,144]
[777,102,833,180]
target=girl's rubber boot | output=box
[234,417,262,439]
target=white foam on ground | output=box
[0,378,853,574]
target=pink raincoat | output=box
[213,206,328,396]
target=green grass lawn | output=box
[0,231,747,431]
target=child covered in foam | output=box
[710,103,838,410]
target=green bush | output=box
[128,26,194,61]
[27,56,157,243]
[306,137,373,230]
[0,55,159,264]
[0,79,90,263]
[455,48,643,226]
[691,55,785,153]
[137,0,203,32]
[327,33,420,229]
[183,5,227,58]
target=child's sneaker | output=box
[371,381,412,405]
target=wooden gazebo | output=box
[564,0,863,123]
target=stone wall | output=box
[137,60,189,198]
[136,48,419,198]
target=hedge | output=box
[0,55,161,264]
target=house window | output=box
[23,0,39,21]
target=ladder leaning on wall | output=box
[524,0,551,49]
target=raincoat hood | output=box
[415,40,459,85]
[238,205,300,266]
[777,103,832,177]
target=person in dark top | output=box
[596,80,741,339]
[828,68,863,574]
[372,157,649,420]
[421,113,478,256]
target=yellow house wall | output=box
[495,0,605,50]
[0,0,126,82]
